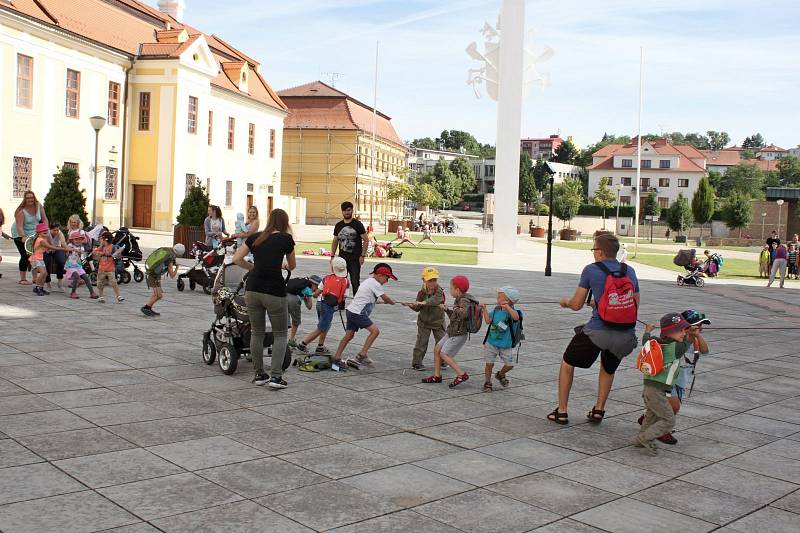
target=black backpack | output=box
[286,277,311,296]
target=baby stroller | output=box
[112,227,144,283]
[673,249,705,287]
[202,262,292,375]
[177,238,234,294]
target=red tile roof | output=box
[702,150,743,167]
[279,81,405,148]
[590,139,706,172]
[0,0,285,111]
[758,144,787,152]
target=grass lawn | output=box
[628,253,761,279]
[551,241,673,255]
[296,234,479,265]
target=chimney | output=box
[157,0,186,23]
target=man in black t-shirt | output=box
[766,230,781,249]
[331,201,368,295]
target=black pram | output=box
[202,262,292,375]
[112,227,145,283]
[673,249,705,287]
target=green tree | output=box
[721,191,753,237]
[449,157,476,195]
[718,163,765,199]
[411,137,436,150]
[518,153,537,206]
[176,179,210,226]
[742,133,765,149]
[682,133,710,150]
[551,139,580,164]
[410,182,442,210]
[707,170,723,191]
[591,177,616,229]
[43,166,89,227]
[421,159,461,208]
[777,156,800,187]
[436,130,481,155]
[741,149,756,160]
[666,193,694,236]
[643,191,661,219]
[551,177,582,228]
[706,131,730,151]
[691,176,716,238]
[531,159,551,192]
[387,182,411,219]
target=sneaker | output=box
[98,297,106,303]
[657,433,678,445]
[330,359,348,372]
[252,372,270,386]
[287,339,298,349]
[117,296,125,303]
[314,345,331,355]
[34,287,45,296]
[39,287,50,295]
[344,358,361,370]
[295,342,309,353]
[412,363,426,371]
[150,309,160,316]
[634,435,658,456]
[71,293,79,299]
[268,376,288,390]
[140,306,154,316]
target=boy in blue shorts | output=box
[332,263,397,371]
[481,286,522,392]
[296,258,349,361]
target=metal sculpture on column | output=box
[466,0,552,253]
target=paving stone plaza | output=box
[0,257,798,532]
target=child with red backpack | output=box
[549,232,640,425]
[295,257,349,361]
[421,275,481,388]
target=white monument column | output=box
[492,0,525,253]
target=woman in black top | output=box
[232,208,296,389]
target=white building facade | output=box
[407,146,478,179]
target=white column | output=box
[492,0,525,253]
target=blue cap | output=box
[499,286,520,304]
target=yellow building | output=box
[0,0,295,231]
[279,81,408,225]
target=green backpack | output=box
[145,247,176,276]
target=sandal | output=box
[495,371,509,388]
[547,408,569,425]
[18,280,31,285]
[356,353,374,367]
[587,406,606,423]
[421,375,442,384]
[483,382,493,393]
[449,373,469,388]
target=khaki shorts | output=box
[288,297,302,327]
[97,271,117,289]
[146,274,161,289]
[484,344,514,364]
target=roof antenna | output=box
[322,72,344,87]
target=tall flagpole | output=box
[369,41,379,230]
[633,46,643,257]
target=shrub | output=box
[177,180,210,227]
[44,166,89,227]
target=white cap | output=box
[331,256,348,277]
[173,243,186,256]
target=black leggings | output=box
[70,272,94,295]
[45,251,66,282]
[342,254,362,295]
[13,237,30,272]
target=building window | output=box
[187,96,198,134]
[16,54,33,108]
[108,82,120,126]
[63,161,79,174]
[640,178,650,188]
[225,180,233,206]
[185,173,196,195]
[621,159,632,168]
[105,167,118,200]
[658,197,669,209]
[248,123,255,155]
[641,160,651,169]
[620,195,631,206]
[659,178,670,187]
[65,69,80,118]
[621,177,632,186]
[227,117,235,150]
[13,156,32,197]
[269,129,276,158]
[605,177,613,186]
[138,92,151,131]
[659,160,670,169]
[678,178,689,188]
[208,111,213,145]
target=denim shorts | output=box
[345,310,373,332]
[31,260,46,269]
[484,344,514,364]
[671,384,685,400]
[316,301,336,333]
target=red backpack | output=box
[594,262,638,329]
[321,274,348,308]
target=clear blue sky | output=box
[148,0,800,150]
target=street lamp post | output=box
[777,199,785,239]
[90,116,106,226]
[615,183,623,235]
[545,175,555,276]
[761,212,767,240]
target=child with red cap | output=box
[331,262,397,371]
[422,274,476,388]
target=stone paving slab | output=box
[1,258,799,530]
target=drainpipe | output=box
[119,63,132,227]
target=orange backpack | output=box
[321,274,348,308]
[636,339,664,376]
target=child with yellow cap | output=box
[405,266,447,370]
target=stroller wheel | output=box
[218,342,239,375]
[133,269,144,283]
[677,276,684,286]
[177,278,185,291]
[121,270,132,284]
[203,283,212,295]
[189,279,196,291]
[695,277,705,288]
[202,332,217,365]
